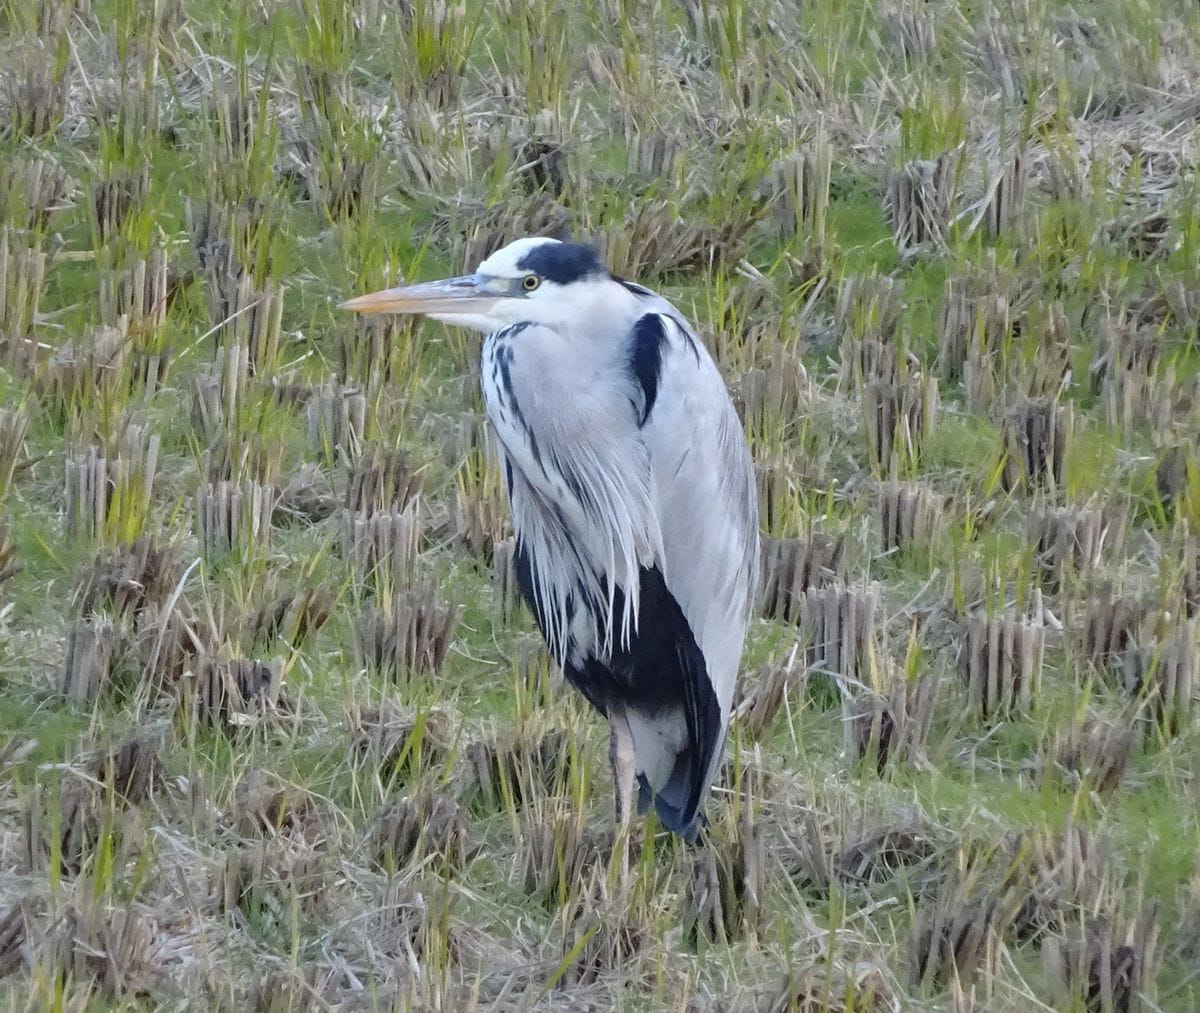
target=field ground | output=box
[2,0,1200,1008]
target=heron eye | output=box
[522,274,541,292]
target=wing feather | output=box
[637,313,759,810]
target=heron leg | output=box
[609,713,637,889]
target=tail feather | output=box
[637,755,706,842]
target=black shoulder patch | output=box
[628,314,669,427]
[516,241,604,284]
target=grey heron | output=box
[343,237,759,849]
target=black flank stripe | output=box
[557,564,720,835]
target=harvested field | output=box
[2,0,1200,1008]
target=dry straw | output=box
[757,532,848,624]
[0,152,74,230]
[352,584,461,683]
[369,791,475,874]
[64,425,159,544]
[879,480,948,554]
[0,406,30,503]
[798,582,887,693]
[341,500,422,593]
[195,480,276,559]
[959,610,1046,720]
[1000,397,1071,494]
[885,152,959,256]
[0,228,46,365]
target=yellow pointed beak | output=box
[339,275,501,316]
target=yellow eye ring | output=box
[522,274,541,291]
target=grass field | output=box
[2,0,1200,1008]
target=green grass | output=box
[2,0,1200,1008]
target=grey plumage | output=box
[343,237,759,840]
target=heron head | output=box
[341,237,627,334]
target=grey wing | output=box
[632,311,760,820]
